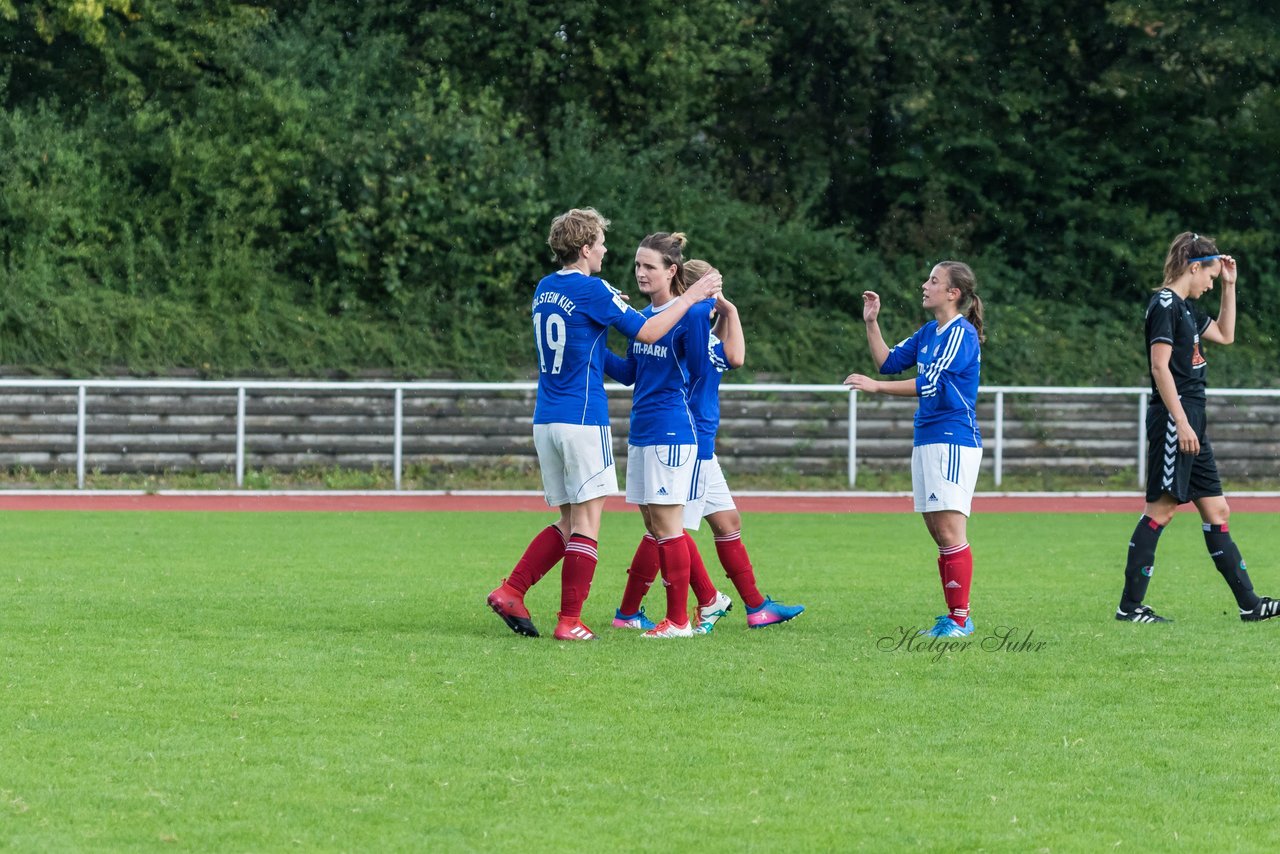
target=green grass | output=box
[4,510,1280,851]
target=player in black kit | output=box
[1116,232,1280,624]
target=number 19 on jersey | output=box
[533,312,567,375]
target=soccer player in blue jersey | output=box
[1114,232,1280,624]
[601,233,721,638]
[844,261,984,639]
[486,209,721,641]
[612,258,805,634]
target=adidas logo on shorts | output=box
[657,487,669,496]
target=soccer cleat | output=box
[746,596,805,629]
[918,614,974,636]
[641,619,694,639]
[486,580,539,637]
[553,617,598,641]
[923,615,975,638]
[693,591,733,635]
[1115,605,1171,623]
[613,607,657,631]
[1240,597,1280,622]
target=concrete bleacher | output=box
[0,382,1277,480]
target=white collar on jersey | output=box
[936,315,961,334]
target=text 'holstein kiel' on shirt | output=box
[531,269,647,426]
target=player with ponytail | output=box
[843,261,984,638]
[1114,231,1280,624]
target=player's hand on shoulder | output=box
[686,268,723,302]
[714,292,737,314]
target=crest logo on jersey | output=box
[1191,340,1206,369]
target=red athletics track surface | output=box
[1,492,1279,513]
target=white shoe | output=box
[641,619,694,639]
[693,591,733,635]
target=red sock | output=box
[939,543,972,625]
[559,534,598,620]
[657,535,691,625]
[619,534,660,615]
[685,533,718,608]
[506,525,567,594]
[714,531,765,609]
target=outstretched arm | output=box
[634,269,723,344]
[843,375,919,397]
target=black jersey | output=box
[1145,287,1211,404]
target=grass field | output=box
[4,510,1280,851]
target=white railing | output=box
[1,379,1278,489]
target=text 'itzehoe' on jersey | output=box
[532,270,647,426]
[880,315,983,448]
[1145,287,1211,405]
[603,298,717,447]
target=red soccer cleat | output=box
[487,580,539,637]
[552,617,598,641]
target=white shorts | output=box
[533,423,618,507]
[625,444,697,506]
[912,443,983,516]
[683,455,738,530]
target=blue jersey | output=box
[880,316,983,448]
[532,270,647,425]
[687,329,731,460]
[604,298,714,446]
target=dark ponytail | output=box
[1162,231,1219,287]
[939,260,985,344]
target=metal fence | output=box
[2,379,1278,489]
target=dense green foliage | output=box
[2,1,1277,383]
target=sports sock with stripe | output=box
[714,530,766,609]
[506,525,567,594]
[558,534,598,619]
[1203,523,1260,611]
[1120,515,1164,611]
[618,534,660,615]
[939,542,972,626]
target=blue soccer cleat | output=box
[921,614,974,637]
[613,607,657,631]
[746,597,805,629]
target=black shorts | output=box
[1145,403,1222,504]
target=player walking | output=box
[486,209,721,641]
[1115,232,1280,624]
[612,258,805,634]
[844,262,984,638]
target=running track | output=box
[2,491,1279,513]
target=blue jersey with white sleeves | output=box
[603,298,714,446]
[532,270,647,425]
[879,315,982,448]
